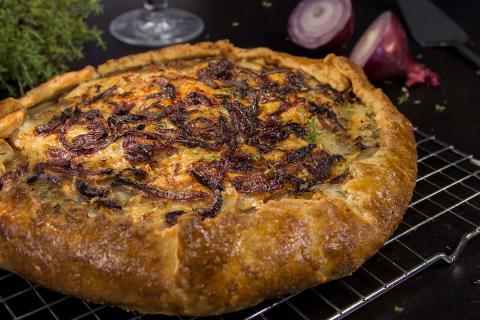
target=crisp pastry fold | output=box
[0,40,416,316]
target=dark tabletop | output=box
[69,0,480,318]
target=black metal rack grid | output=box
[0,127,479,320]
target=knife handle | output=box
[455,44,480,69]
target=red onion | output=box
[350,11,439,87]
[288,0,354,50]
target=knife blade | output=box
[396,0,480,68]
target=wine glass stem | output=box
[144,0,168,11]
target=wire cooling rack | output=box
[0,127,479,320]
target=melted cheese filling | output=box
[7,57,379,226]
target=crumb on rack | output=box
[262,0,273,8]
[394,305,405,313]
[435,103,446,113]
[397,86,410,104]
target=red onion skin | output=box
[362,12,409,81]
[353,11,439,87]
[322,9,355,49]
[405,56,440,87]
[288,0,355,50]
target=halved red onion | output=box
[350,11,439,87]
[288,0,354,50]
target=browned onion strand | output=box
[200,188,223,218]
[231,171,287,194]
[190,164,225,218]
[83,85,118,105]
[0,164,27,191]
[119,167,148,180]
[95,198,122,209]
[165,210,185,225]
[25,160,110,187]
[26,57,368,219]
[113,174,208,201]
[122,136,171,163]
[286,144,316,162]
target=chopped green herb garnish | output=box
[204,153,219,161]
[261,0,272,8]
[413,99,422,105]
[251,153,261,161]
[298,107,307,121]
[345,103,354,113]
[473,279,480,285]
[152,111,164,120]
[305,116,319,144]
[435,103,446,113]
[45,188,58,198]
[264,165,274,174]
[397,86,410,104]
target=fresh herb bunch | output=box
[0,0,104,97]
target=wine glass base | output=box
[110,8,204,47]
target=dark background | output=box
[74,0,480,158]
[28,0,480,319]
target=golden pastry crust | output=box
[0,108,26,138]
[0,40,416,316]
[19,66,98,109]
[0,97,23,118]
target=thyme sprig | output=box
[0,0,104,97]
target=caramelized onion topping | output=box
[75,179,108,199]
[95,198,122,209]
[24,57,366,218]
[165,210,185,225]
[190,163,224,218]
[231,171,287,194]
[0,164,26,190]
[113,174,208,201]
